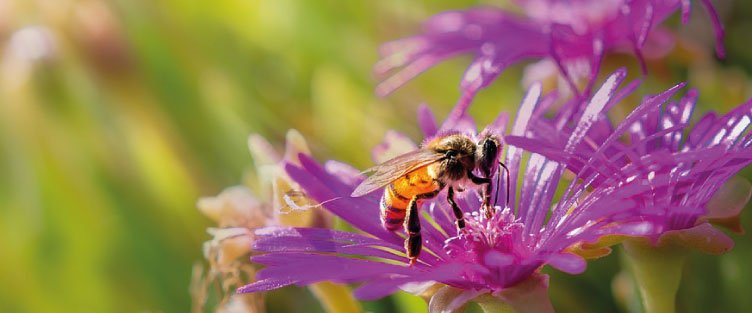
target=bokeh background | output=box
[1,0,751,312]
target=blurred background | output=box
[1,0,751,312]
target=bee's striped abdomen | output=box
[381,184,410,230]
[380,166,440,231]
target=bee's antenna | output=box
[493,161,511,209]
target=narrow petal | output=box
[546,253,586,274]
[237,278,297,293]
[354,263,466,300]
[252,253,415,284]
[375,7,548,97]
[700,0,726,58]
[507,82,542,208]
[252,227,405,261]
[418,103,439,137]
[564,69,626,154]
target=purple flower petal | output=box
[237,277,297,293]
[375,7,547,97]
[353,263,467,300]
[506,82,542,208]
[546,253,586,274]
[241,253,418,293]
[376,1,725,100]
[252,227,405,262]
[515,68,752,248]
[699,0,726,58]
[418,103,439,137]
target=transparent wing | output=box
[351,149,443,197]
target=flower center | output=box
[445,208,525,264]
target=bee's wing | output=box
[351,149,443,197]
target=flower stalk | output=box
[474,296,518,313]
[309,282,363,313]
[622,238,689,313]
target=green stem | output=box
[622,239,689,313]
[474,294,519,313]
[308,282,362,313]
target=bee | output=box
[351,133,509,265]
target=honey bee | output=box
[351,133,509,265]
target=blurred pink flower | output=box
[376,0,724,106]
[192,130,329,313]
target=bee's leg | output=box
[405,189,441,266]
[447,187,465,231]
[498,161,511,209]
[468,171,494,218]
[404,196,421,266]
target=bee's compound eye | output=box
[478,138,500,173]
[445,150,458,158]
[482,137,499,150]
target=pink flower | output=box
[376,0,724,106]
[238,71,673,311]
[506,70,752,254]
